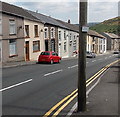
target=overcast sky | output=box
[2,0,119,23]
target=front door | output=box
[45,40,48,51]
[25,41,29,61]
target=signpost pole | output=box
[78,0,88,112]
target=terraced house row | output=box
[0,2,110,63]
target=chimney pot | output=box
[68,19,71,24]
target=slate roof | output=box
[103,32,120,39]
[88,30,106,38]
[55,19,79,32]
[1,2,42,22]
[27,10,68,29]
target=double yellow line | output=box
[43,59,120,117]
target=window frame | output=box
[9,39,17,57]
[44,28,48,39]
[34,25,39,37]
[25,25,29,38]
[33,40,40,52]
[9,19,16,35]
[58,31,61,41]
[51,27,55,38]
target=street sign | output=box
[82,26,89,32]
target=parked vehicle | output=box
[113,50,120,54]
[86,51,96,58]
[38,51,61,64]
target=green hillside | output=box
[90,17,120,35]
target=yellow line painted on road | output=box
[43,59,120,117]
[52,93,78,117]
[43,89,78,117]
[86,67,105,84]
[86,67,107,87]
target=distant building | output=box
[87,30,107,54]
[102,32,120,51]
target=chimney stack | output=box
[68,19,71,24]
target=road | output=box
[2,53,119,116]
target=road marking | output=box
[43,59,120,117]
[44,70,63,77]
[92,60,96,62]
[52,93,78,117]
[67,68,110,117]
[98,58,102,61]
[0,79,33,92]
[87,62,89,64]
[68,65,78,69]
[43,89,78,117]
[105,57,108,59]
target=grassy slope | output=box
[90,17,120,35]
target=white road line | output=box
[44,69,63,77]
[68,65,78,69]
[0,79,33,92]
[92,60,96,62]
[87,62,89,64]
[105,57,108,59]
[66,68,110,117]
[98,58,102,61]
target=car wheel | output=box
[50,60,54,64]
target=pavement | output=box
[71,61,120,117]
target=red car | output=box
[38,51,61,64]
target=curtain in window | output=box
[9,20,16,34]
[9,39,17,56]
[33,41,40,52]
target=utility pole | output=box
[78,0,88,112]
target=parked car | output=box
[86,51,96,58]
[113,50,120,54]
[38,51,61,64]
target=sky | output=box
[1,0,119,24]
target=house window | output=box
[9,39,17,56]
[58,31,61,41]
[64,31,66,40]
[9,19,16,35]
[33,41,40,52]
[64,42,66,52]
[25,25,29,37]
[74,35,75,40]
[44,28,48,39]
[70,33,72,41]
[73,42,76,51]
[34,25,38,37]
[51,28,54,38]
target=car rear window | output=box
[41,52,50,55]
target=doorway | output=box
[45,40,48,51]
[25,41,29,61]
